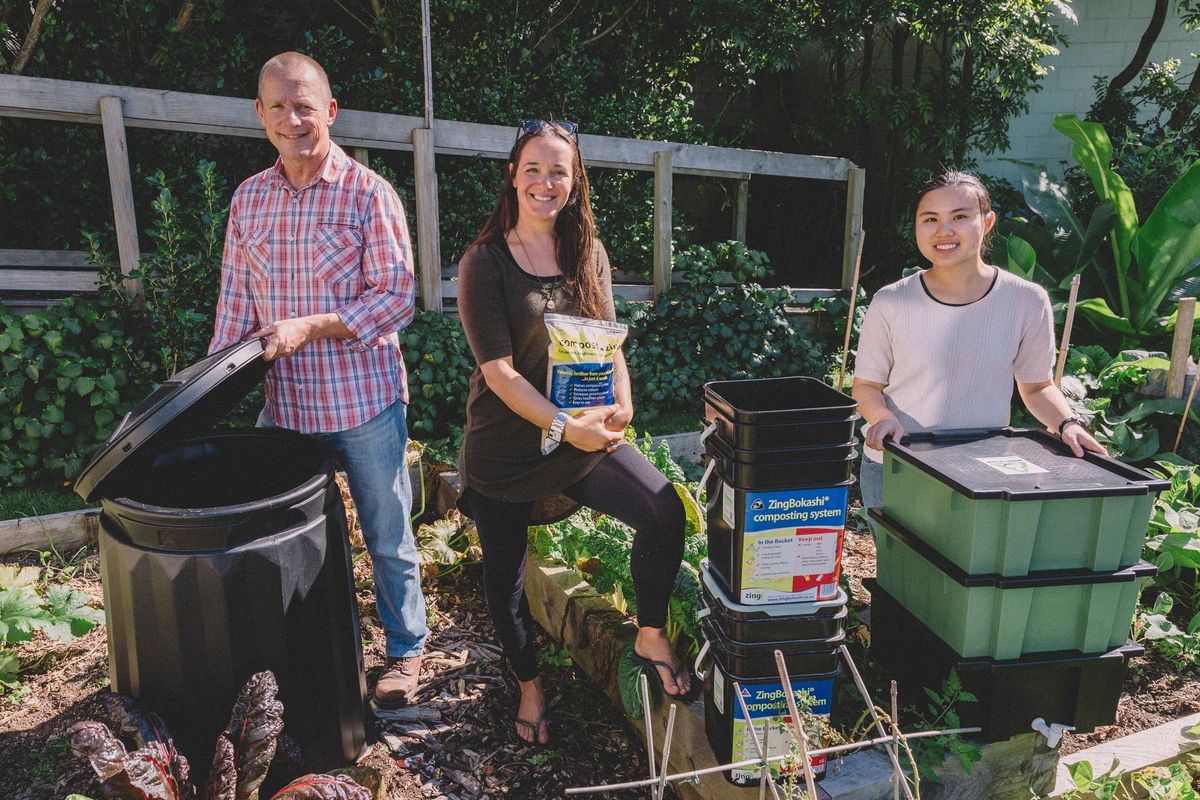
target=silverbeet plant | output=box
[69,671,371,800]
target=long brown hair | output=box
[469,123,605,319]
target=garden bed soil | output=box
[2,489,1197,798]
[0,545,657,799]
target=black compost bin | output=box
[75,340,367,778]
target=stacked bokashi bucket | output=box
[868,428,1168,741]
[697,376,858,786]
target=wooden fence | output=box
[0,74,864,310]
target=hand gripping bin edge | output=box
[75,339,367,780]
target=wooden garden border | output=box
[0,74,863,310]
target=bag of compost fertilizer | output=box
[543,312,628,437]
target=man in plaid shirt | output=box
[210,52,427,707]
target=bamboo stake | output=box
[732,681,783,800]
[891,681,900,800]
[839,645,915,800]
[1174,358,1200,453]
[773,650,820,800]
[639,673,658,800]
[836,230,866,393]
[563,727,981,795]
[1168,298,1198,398]
[1054,274,1081,387]
[657,704,677,797]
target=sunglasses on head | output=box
[517,118,579,141]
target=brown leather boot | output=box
[375,655,422,708]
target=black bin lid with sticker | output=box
[75,339,272,503]
[883,427,1169,501]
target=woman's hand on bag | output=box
[603,402,633,433]
[565,406,624,453]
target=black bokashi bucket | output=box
[75,340,367,779]
[699,558,847,645]
[704,376,859,450]
[699,618,840,786]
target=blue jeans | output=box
[259,400,428,657]
[859,453,883,539]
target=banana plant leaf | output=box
[1053,114,1139,313]
[268,775,371,800]
[1077,297,1137,335]
[222,671,284,800]
[1006,235,1038,281]
[1130,162,1200,334]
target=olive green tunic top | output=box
[457,240,617,505]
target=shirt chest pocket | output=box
[241,229,271,283]
[314,225,364,286]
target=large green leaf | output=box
[1072,201,1117,277]
[0,587,47,644]
[1053,115,1138,314]
[1077,297,1136,335]
[1006,235,1037,280]
[1130,162,1200,333]
[1017,166,1083,242]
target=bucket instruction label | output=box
[976,456,1049,476]
[721,484,735,528]
[738,486,847,604]
[729,676,833,784]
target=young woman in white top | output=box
[852,171,1106,516]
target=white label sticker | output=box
[713,667,725,715]
[722,483,735,527]
[977,456,1049,475]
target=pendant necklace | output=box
[513,229,558,311]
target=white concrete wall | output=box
[975,0,1199,185]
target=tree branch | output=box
[580,0,640,47]
[1106,0,1168,94]
[11,0,57,76]
[1167,63,1200,129]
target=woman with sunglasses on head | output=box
[853,171,1106,521]
[456,119,692,745]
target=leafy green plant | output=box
[1057,754,1200,800]
[1048,114,1200,346]
[901,670,981,785]
[399,310,474,439]
[70,671,374,800]
[619,242,828,426]
[1136,593,1200,670]
[0,563,103,696]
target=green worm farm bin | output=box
[881,428,1168,575]
[870,509,1155,660]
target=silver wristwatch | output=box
[541,411,569,455]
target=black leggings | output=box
[464,445,686,681]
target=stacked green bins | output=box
[869,428,1168,741]
[699,376,857,784]
[698,560,844,785]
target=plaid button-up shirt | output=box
[210,143,414,433]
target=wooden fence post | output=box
[653,150,673,298]
[351,147,369,166]
[98,96,142,303]
[412,127,442,312]
[733,178,749,243]
[1168,297,1197,398]
[841,166,865,290]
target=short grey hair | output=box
[257,52,332,103]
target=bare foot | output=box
[514,677,549,745]
[634,627,691,696]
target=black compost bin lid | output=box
[883,427,1170,501]
[74,339,272,503]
